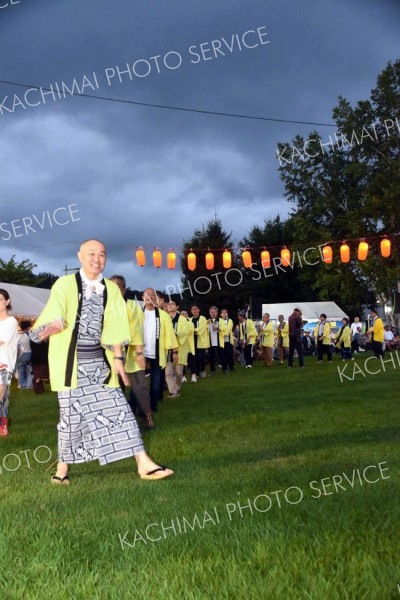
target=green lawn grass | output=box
[0,354,399,600]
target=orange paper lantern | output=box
[187,251,196,271]
[340,243,350,263]
[153,248,162,268]
[136,246,146,267]
[223,250,232,269]
[167,249,176,269]
[281,247,291,267]
[380,238,391,258]
[358,241,369,261]
[261,250,271,268]
[242,250,252,268]
[205,252,214,270]
[322,245,333,264]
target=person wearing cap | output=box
[367,308,384,358]
[238,310,257,368]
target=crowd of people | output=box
[0,239,396,484]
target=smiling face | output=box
[77,240,106,280]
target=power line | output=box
[0,79,337,127]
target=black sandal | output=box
[140,465,174,480]
[51,474,70,486]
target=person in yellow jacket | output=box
[180,309,195,382]
[30,240,173,485]
[219,308,235,372]
[259,313,275,367]
[314,313,333,363]
[166,300,192,397]
[190,305,209,382]
[141,288,178,411]
[276,314,289,364]
[109,275,154,430]
[238,310,257,368]
[367,308,385,358]
[334,317,353,361]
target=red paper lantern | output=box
[167,249,176,269]
[358,241,369,261]
[340,243,350,263]
[187,251,196,271]
[322,245,333,264]
[281,247,291,267]
[153,248,162,268]
[261,250,270,268]
[380,238,391,258]
[205,252,214,270]
[223,250,232,269]
[242,250,252,268]
[136,247,146,267]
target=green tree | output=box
[35,272,59,289]
[239,215,316,316]
[180,218,247,313]
[0,256,38,285]
[276,60,400,314]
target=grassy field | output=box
[0,353,399,600]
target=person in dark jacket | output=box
[288,308,305,368]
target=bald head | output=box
[143,287,158,310]
[77,239,106,280]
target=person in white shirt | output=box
[383,325,395,351]
[0,289,19,437]
[17,320,33,390]
[350,317,363,353]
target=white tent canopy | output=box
[261,301,348,322]
[0,282,50,319]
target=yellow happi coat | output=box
[371,317,384,343]
[125,299,144,374]
[276,321,289,348]
[239,318,257,345]
[335,325,351,349]
[218,317,234,346]
[32,274,130,391]
[314,322,331,345]
[140,308,178,368]
[173,314,194,365]
[260,321,275,348]
[191,315,210,349]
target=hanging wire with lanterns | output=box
[133,233,397,269]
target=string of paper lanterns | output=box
[134,236,393,269]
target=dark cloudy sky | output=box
[0,0,398,291]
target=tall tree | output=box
[239,215,316,316]
[180,218,247,312]
[276,60,400,315]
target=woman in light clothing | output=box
[0,289,19,437]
